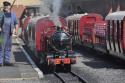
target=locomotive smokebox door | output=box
[50,27,71,52]
[56,26,62,31]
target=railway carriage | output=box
[66,14,87,45]
[66,13,105,48]
[79,13,104,48]
[67,11,125,60]
[105,11,125,59]
[66,13,107,52]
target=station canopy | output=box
[0,0,41,7]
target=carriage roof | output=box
[29,15,49,24]
[105,11,125,20]
[66,13,88,20]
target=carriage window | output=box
[28,25,32,38]
[112,20,116,51]
[110,20,113,36]
[114,20,117,37]
[117,20,119,39]
[112,20,115,37]
[32,27,35,40]
[121,20,123,39]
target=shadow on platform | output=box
[13,51,29,64]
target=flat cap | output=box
[3,1,11,6]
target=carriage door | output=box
[83,17,95,47]
[94,22,107,51]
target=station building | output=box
[61,0,125,17]
[0,0,125,19]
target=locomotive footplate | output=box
[47,57,76,65]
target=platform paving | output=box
[0,37,39,81]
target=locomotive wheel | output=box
[48,65,57,73]
[55,65,62,72]
[49,65,62,72]
[53,65,57,72]
[64,64,71,72]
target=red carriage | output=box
[66,13,106,48]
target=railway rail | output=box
[54,71,87,83]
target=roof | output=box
[66,13,88,20]
[66,13,102,20]
[105,11,125,20]
[29,15,46,23]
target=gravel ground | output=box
[17,37,125,83]
[23,45,125,83]
[71,47,125,83]
[43,74,62,83]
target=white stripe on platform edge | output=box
[0,77,38,81]
[16,38,44,79]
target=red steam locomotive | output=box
[21,15,76,71]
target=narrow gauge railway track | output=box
[54,71,87,83]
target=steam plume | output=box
[40,0,63,27]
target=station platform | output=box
[0,37,43,81]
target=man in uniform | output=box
[0,1,18,66]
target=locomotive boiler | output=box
[22,15,76,71]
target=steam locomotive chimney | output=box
[56,26,63,31]
[57,26,61,30]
